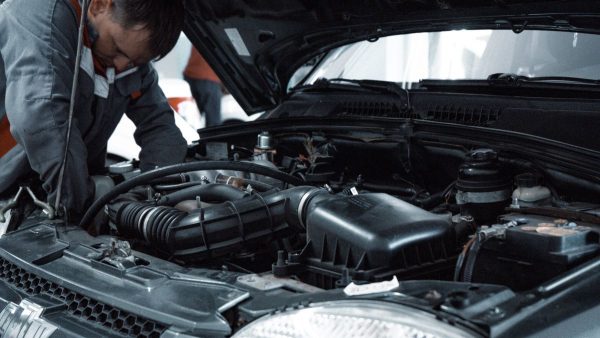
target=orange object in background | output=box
[167,97,195,114]
[0,116,17,157]
[183,48,221,84]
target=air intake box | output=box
[291,193,455,286]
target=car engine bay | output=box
[1,120,600,337]
[92,125,600,292]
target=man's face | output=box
[88,0,154,72]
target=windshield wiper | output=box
[295,78,412,112]
[419,74,600,93]
[487,73,600,86]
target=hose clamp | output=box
[297,189,322,229]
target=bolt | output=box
[510,197,520,209]
[335,268,352,288]
[447,291,470,309]
[486,307,505,320]
[424,290,442,301]
[276,251,286,267]
[272,251,288,277]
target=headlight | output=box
[233,300,477,338]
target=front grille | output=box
[0,258,166,338]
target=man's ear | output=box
[88,0,112,17]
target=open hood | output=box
[183,0,600,113]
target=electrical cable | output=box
[453,236,475,281]
[461,236,483,283]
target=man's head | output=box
[87,0,184,72]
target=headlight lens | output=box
[233,300,477,338]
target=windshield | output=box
[301,30,600,88]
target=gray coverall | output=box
[0,0,187,215]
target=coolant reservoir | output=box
[512,173,551,207]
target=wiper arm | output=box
[296,78,412,112]
[487,73,600,86]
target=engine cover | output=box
[291,193,456,286]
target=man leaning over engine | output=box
[0,0,187,222]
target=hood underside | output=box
[183,0,600,113]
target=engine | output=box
[91,130,600,292]
[108,186,455,288]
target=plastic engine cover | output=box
[303,193,454,279]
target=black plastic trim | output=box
[0,257,166,338]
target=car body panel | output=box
[183,0,600,112]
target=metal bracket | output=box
[0,186,24,223]
[96,239,137,270]
[0,185,55,223]
[25,186,55,219]
[477,220,518,241]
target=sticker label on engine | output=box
[344,276,400,296]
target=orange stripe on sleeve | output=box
[130,90,142,100]
[0,116,17,157]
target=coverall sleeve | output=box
[1,0,94,213]
[126,65,187,172]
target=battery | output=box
[472,213,600,291]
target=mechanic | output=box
[183,47,223,127]
[0,0,187,221]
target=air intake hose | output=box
[156,183,248,206]
[108,186,328,261]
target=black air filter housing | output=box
[298,193,455,284]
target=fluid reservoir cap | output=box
[470,148,497,161]
[109,161,134,174]
[516,173,541,188]
[256,131,273,150]
[457,149,511,192]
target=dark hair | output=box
[111,0,185,60]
